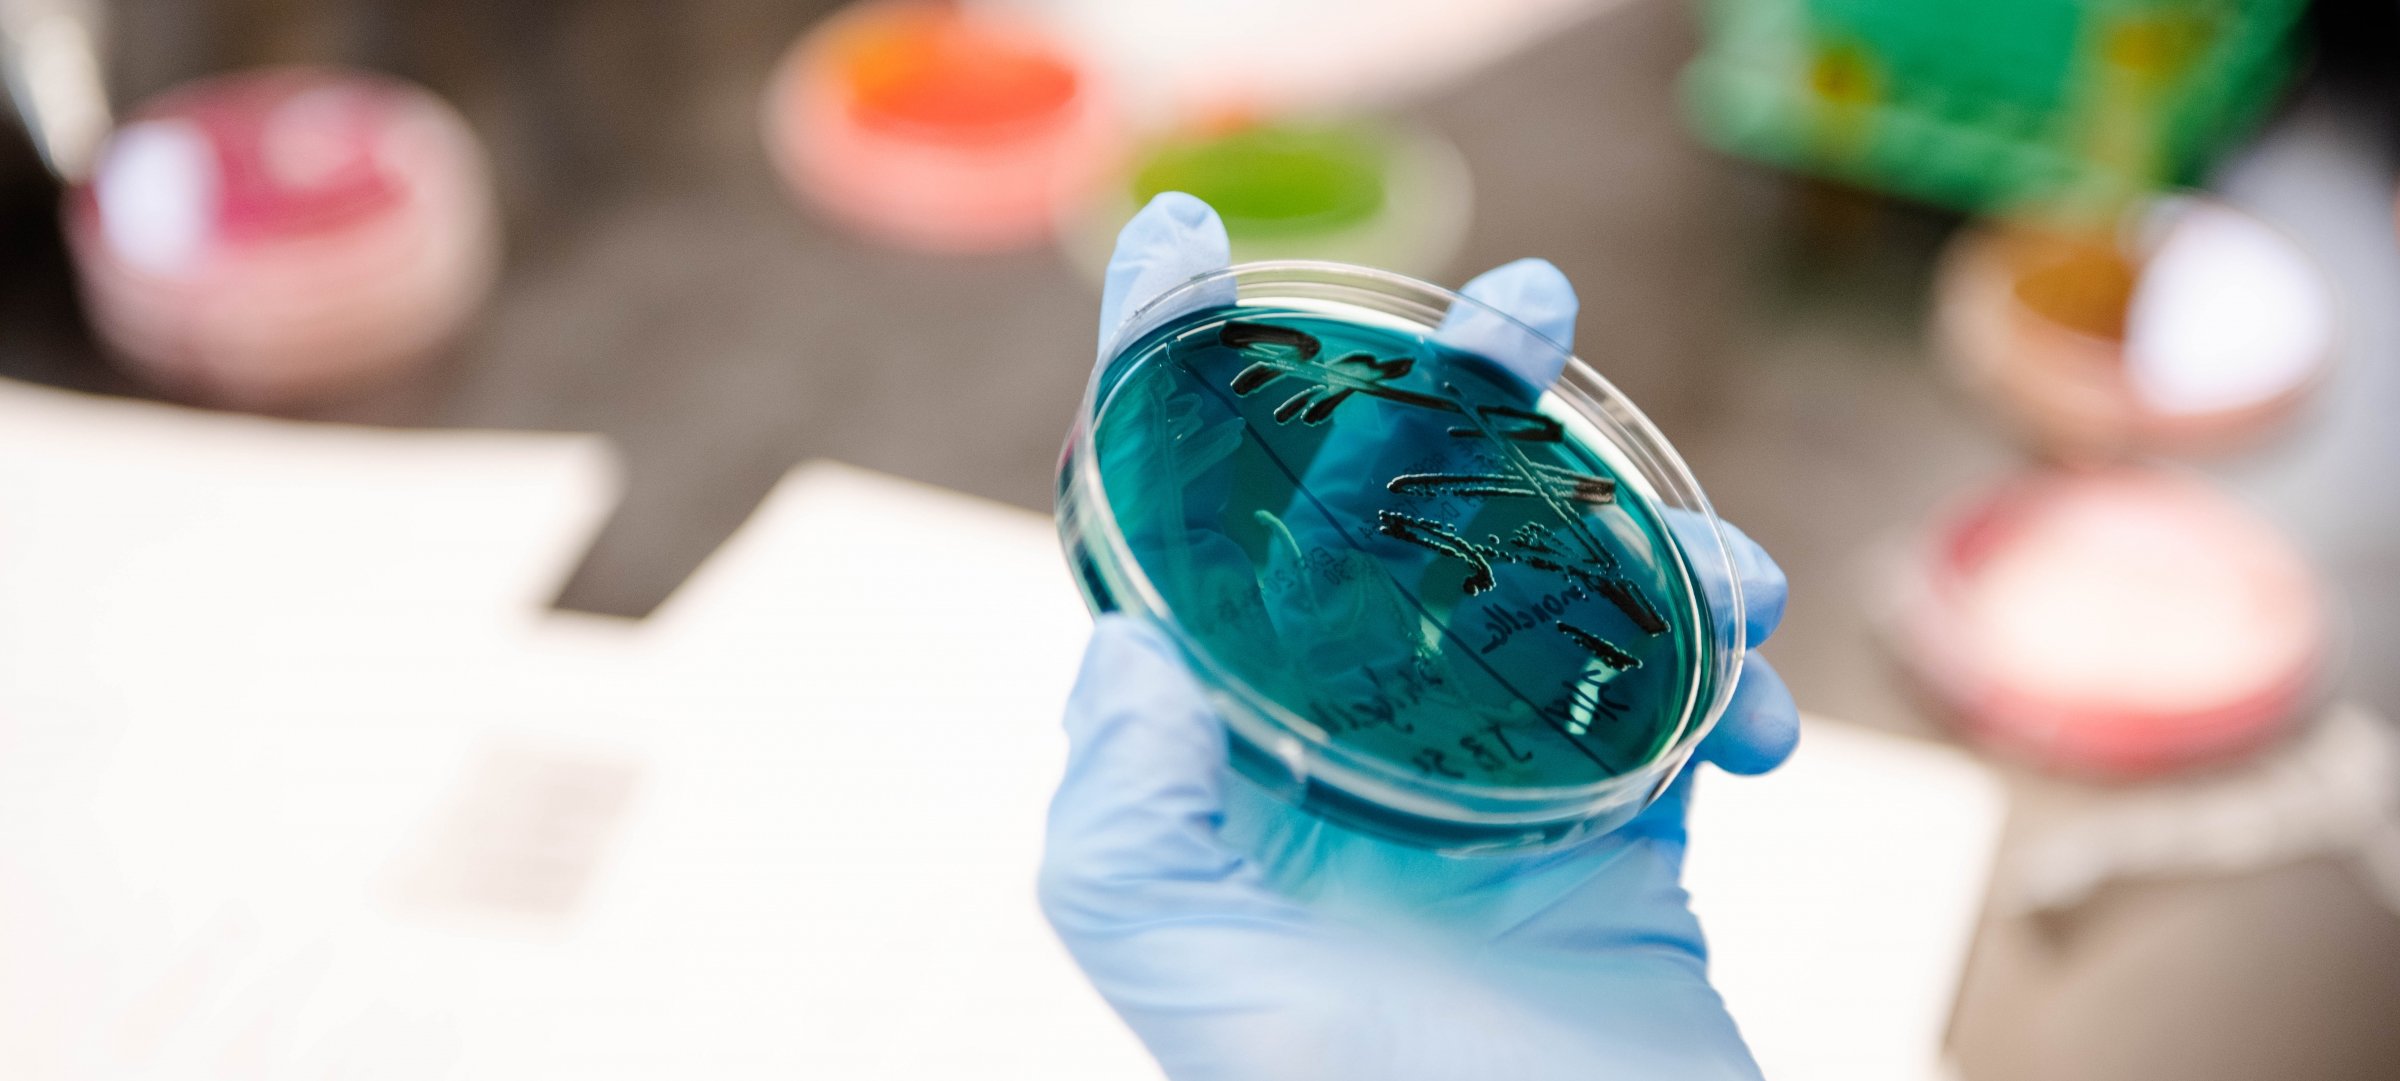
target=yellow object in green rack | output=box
[1682,0,2305,214]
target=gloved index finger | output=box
[1433,257,1578,390]
[1097,192,1235,362]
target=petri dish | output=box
[764,0,1118,252]
[1878,467,2326,777]
[61,67,497,408]
[1058,262,1745,851]
[1932,195,2335,460]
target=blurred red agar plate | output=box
[1891,469,2325,777]
[765,1,1116,252]
[62,67,497,409]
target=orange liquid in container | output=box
[765,2,1115,251]
[844,11,1080,138]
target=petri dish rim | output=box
[1062,260,1747,842]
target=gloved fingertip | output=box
[1438,257,1578,389]
[1459,257,1578,348]
[1744,591,1787,655]
[1127,191,1222,238]
[1716,520,1787,647]
[1696,655,1799,776]
[1098,193,1231,345]
[1662,510,1786,650]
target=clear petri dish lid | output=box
[1059,261,1745,852]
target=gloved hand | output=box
[1041,193,1801,1081]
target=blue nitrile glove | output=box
[1042,193,1800,1081]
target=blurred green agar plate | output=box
[1131,124,1390,241]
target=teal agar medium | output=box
[1064,284,1733,850]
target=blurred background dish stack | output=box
[1683,0,2345,778]
[768,0,1475,272]
[1895,194,2340,776]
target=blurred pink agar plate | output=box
[63,67,498,408]
[764,1,1117,252]
[1889,468,2325,777]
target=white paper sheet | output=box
[0,376,620,715]
[0,618,673,1079]
[1687,724,2007,1081]
[642,461,1157,1079]
[0,376,625,1079]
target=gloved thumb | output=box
[1039,615,1308,942]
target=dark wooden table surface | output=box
[3,1,2398,1077]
